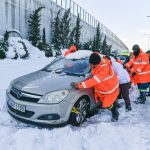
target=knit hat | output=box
[89,53,101,65]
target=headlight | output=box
[38,90,69,104]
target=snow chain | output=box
[71,107,80,115]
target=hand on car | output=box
[71,82,79,89]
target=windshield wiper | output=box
[65,72,84,77]
[54,68,64,74]
[42,68,52,72]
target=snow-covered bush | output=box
[18,41,29,59]
[6,37,45,59]
[0,31,9,59]
[0,30,29,59]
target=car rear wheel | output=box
[69,97,89,126]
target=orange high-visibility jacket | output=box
[78,62,119,108]
[64,46,77,57]
[103,56,111,65]
[125,51,150,84]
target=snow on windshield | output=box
[66,50,92,59]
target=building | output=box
[0,0,128,51]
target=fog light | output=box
[47,115,53,120]
[37,114,60,120]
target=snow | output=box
[5,37,45,59]
[65,50,106,63]
[0,58,53,90]
[0,54,150,150]
[66,50,93,59]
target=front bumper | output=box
[6,91,74,125]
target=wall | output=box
[0,0,128,50]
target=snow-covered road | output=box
[0,59,150,150]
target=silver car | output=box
[6,55,98,126]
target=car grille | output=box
[10,87,41,103]
[7,103,34,118]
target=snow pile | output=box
[66,50,92,59]
[65,50,106,62]
[6,37,45,59]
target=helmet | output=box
[132,44,140,56]
[132,44,140,51]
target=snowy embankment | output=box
[0,59,150,150]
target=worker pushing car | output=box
[71,52,120,122]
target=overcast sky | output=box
[73,0,150,51]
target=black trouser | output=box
[137,83,150,96]
[108,103,119,121]
[119,82,131,106]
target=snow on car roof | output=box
[65,50,92,59]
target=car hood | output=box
[12,71,85,95]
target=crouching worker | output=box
[71,53,120,122]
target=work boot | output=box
[87,101,102,117]
[125,104,132,111]
[135,94,146,104]
[110,105,119,122]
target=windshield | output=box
[43,58,90,76]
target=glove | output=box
[131,72,136,77]
[71,82,79,89]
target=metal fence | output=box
[51,0,128,50]
[0,0,128,50]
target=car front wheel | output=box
[69,97,89,126]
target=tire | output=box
[69,97,89,126]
